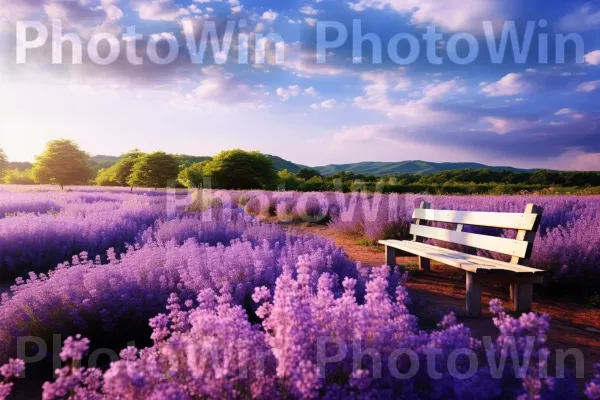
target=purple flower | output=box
[59,335,90,362]
[0,359,24,379]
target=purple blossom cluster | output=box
[586,364,600,399]
[0,358,24,399]
[0,269,583,399]
[0,195,60,218]
[0,205,359,363]
[0,200,166,280]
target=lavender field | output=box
[0,185,599,399]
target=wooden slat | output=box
[398,241,544,274]
[412,209,538,231]
[378,240,541,277]
[409,224,529,258]
[385,240,542,275]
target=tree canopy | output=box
[202,149,277,190]
[32,139,93,188]
[0,148,7,176]
[296,168,322,180]
[96,150,145,187]
[127,152,180,188]
[178,162,207,188]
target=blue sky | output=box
[0,0,599,170]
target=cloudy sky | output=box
[0,0,599,170]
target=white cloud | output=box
[305,18,318,27]
[321,99,337,109]
[300,5,319,15]
[585,50,600,65]
[279,43,346,77]
[353,70,460,125]
[348,0,504,31]
[558,3,600,32]
[481,73,531,97]
[138,0,186,21]
[228,0,243,13]
[576,80,600,92]
[261,10,279,21]
[483,117,534,134]
[276,85,302,100]
[182,67,269,109]
[312,99,337,109]
[555,108,574,115]
[304,87,317,96]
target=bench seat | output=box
[378,239,544,282]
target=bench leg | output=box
[385,246,397,269]
[511,283,533,313]
[510,284,515,303]
[466,272,482,317]
[418,257,430,272]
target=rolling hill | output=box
[84,155,543,176]
[310,161,542,176]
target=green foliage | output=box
[202,149,278,190]
[0,148,7,176]
[113,150,145,186]
[127,152,180,188]
[95,150,145,187]
[88,155,120,172]
[95,168,121,187]
[296,168,322,180]
[2,169,35,185]
[32,139,93,188]
[176,155,212,169]
[277,169,301,190]
[178,162,206,188]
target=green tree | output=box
[277,169,300,190]
[0,148,7,176]
[296,168,322,180]
[202,149,277,190]
[32,139,93,189]
[3,169,35,185]
[95,149,145,188]
[112,150,145,186]
[127,152,180,188]
[95,168,120,186]
[178,162,206,188]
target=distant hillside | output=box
[311,161,542,176]
[266,155,308,173]
[84,154,544,176]
[7,162,33,171]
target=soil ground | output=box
[288,224,600,387]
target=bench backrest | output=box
[410,202,543,264]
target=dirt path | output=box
[290,224,600,385]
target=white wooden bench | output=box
[379,202,545,317]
